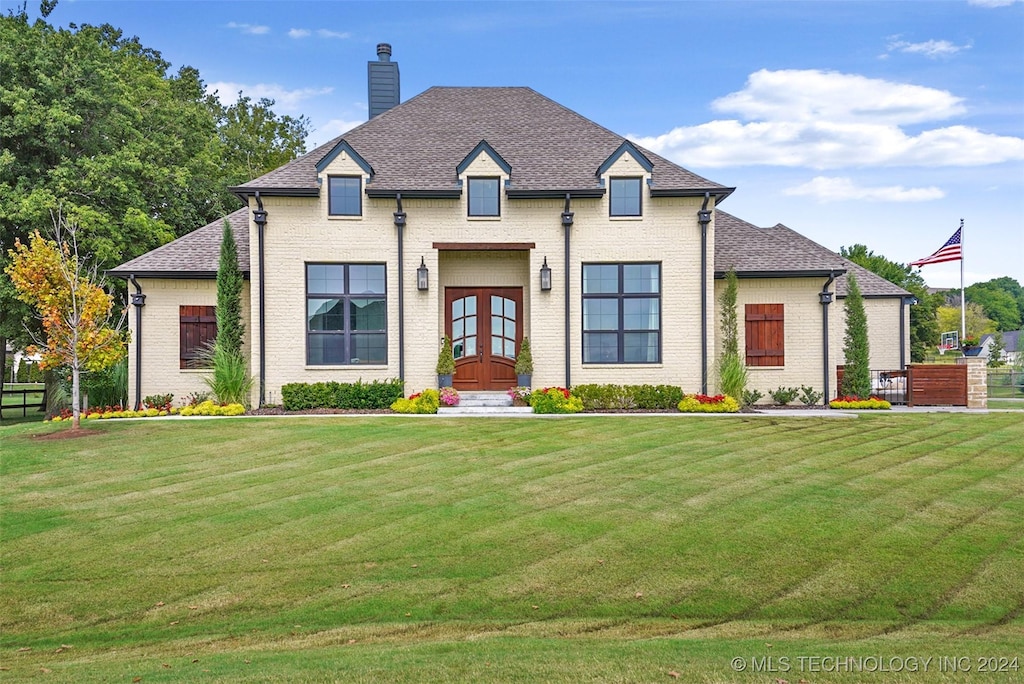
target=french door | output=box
[445,287,522,390]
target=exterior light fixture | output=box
[417,257,429,291]
[819,291,834,305]
[540,257,552,291]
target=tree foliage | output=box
[5,216,126,428]
[937,302,996,339]
[216,220,244,357]
[716,269,748,401]
[840,273,871,399]
[839,243,939,362]
[966,277,1023,332]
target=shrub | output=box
[200,344,253,407]
[184,390,213,406]
[514,337,533,375]
[143,394,173,411]
[741,388,764,406]
[840,273,872,399]
[769,386,800,406]
[530,387,583,414]
[436,336,455,376]
[281,379,404,410]
[678,394,740,413]
[390,389,440,414]
[717,354,748,404]
[829,395,891,410]
[179,400,246,416]
[798,385,824,406]
[507,386,532,405]
[570,384,682,410]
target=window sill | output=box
[328,214,363,221]
[304,365,390,371]
[582,362,663,367]
[467,215,501,221]
[609,215,643,221]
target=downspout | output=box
[252,193,268,408]
[697,193,712,395]
[128,275,145,410]
[394,194,407,383]
[820,271,837,402]
[562,194,574,388]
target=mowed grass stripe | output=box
[2,414,1023,669]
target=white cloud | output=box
[631,69,1024,169]
[783,176,945,203]
[312,118,366,146]
[317,29,351,39]
[712,69,965,124]
[968,0,1021,7]
[206,82,334,112]
[885,37,971,59]
[226,22,269,35]
[288,28,311,38]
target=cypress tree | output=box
[717,268,748,401]
[840,273,872,399]
[216,219,244,356]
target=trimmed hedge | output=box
[571,384,683,410]
[530,387,584,414]
[281,379,404,410]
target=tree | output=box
[937,303,995,341]
[5,214,126,429]
[966,279,1023,332]
[840,244,939,362]
[716,269,748,401]
[987,331,1006,368]
[840,273,871,399]
[215,219,244,356]
[217,94,311,188]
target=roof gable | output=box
[596,140,653,178]
[456,140,512,177]
[315,139,374,178]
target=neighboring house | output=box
[980,330,1021,364]
[109,45,910,407]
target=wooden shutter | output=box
[180,305,217,368]
[745,303,784,366]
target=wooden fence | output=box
[836,364,967,407]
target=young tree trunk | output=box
[71,366,81,429]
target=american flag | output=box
[910,226,962,267]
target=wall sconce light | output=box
[539,256,552,291]
[417,257,429,291]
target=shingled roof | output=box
[107,208,250,278]
[714,210,909,298]
[232,86,732,198]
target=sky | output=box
[27,0,1024,288]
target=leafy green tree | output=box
[966,279,1023,332]
[840,273,871,399]
[217,94,311,188]
[987,331,1005,368]
[215,220,244,357]
[937,303,996,340]
[840,244,939,362]
[716,269,748,402]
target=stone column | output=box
[956,356,988,409]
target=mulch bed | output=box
[32,428,104,440]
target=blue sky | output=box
[35,0,1024,288]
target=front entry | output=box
[445,287,522,390]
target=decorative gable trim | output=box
[315,139,374,178]
[456,140,512,177]
[596,140,653,178]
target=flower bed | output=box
[439,387,460,406]
[507,386,532,407]
[677,394,740,413]
[530,387,583,414]
[179,400,246,416]
[390,389,440,414]
[49,405,176,422]
[829,395,892,410]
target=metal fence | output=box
[988,369,1024,399]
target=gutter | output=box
[562,194,574,387]
[252,193,268,408]
[394,194,407,383]
[820,271,838,402]
[697,193,712,395]
[128,275,146,410]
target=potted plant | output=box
[436,335,455,387]
[515,337,533,386]
[961,335,983,356]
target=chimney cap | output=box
[376,43,392,61]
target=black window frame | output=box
[467,177,501,217]
[581,262,661,364]
[609,177,643,217]
[327,175,362,217]
[305,263,387,366]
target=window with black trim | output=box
[306,264,386,365]
[328,176,362,216]
[468,177,500,216]
[582,263,660,363]
[745,303,784,366]
[609,177,642,216]
[180,305,216,369]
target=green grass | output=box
[2,414,1023,682]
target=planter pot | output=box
[438,374,453,388]
[517,374,532,387]
[962,346,983,357]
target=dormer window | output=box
[610,177,642,217]
[328,176,362,216]
[468,177,500,217]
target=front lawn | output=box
[2,414,1022,682]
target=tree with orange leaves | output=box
[5,213,126,429]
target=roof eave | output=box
[714,268,846,279]
[506,189,605,199]
[364,188,463,199]
[652,187,736,201]
[106,270,251,280]
[228,186,319,198]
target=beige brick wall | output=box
[830,296,910,388]
[126,278,251,407]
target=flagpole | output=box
[960,218,966,343]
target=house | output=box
[109,45,910,407]
[980,330,1021,365]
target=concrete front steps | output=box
[437,391,534,416]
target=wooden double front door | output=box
[445,287,522,390]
